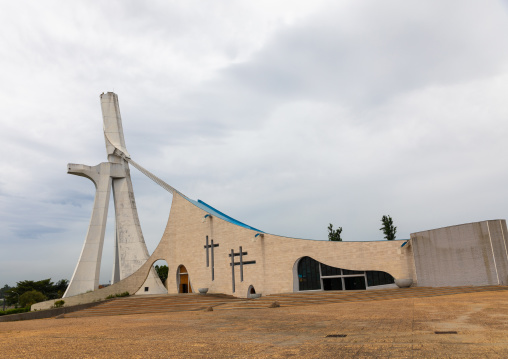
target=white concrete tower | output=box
[63,93,166,297]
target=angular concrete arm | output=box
[63,162,124,297]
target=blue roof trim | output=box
[183,196,264,232]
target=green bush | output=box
[53,300,65,308]
[0,307,30,316]
[19,290,47,308]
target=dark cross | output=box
[204,236,219,280]
[229,246,256,293]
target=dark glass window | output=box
[298,257,393,291]
[344,276,366,290]
[298,256,322,291]
[366,271,394,286]
[320,263,341,276]
[323,278,343,290]
[342,268,363,275]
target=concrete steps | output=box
[65,285,508,318]
[218,285,508,310]
[65,294,240,318]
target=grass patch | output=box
[106,292,130,299]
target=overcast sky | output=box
[1,0,508,287]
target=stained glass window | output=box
[298,256,322,291]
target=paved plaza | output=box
[1,290,507,358]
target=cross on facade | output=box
[229,246,256,293]
[204,236,219,280]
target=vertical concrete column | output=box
[101,92,166,294]
[112,174,150,279]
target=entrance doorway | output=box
[247,285,256,298]
[177,265,192,293]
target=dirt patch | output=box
[0,291,507,358]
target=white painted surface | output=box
[134,267,168,295]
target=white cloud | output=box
[1,0,507,285]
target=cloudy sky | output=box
[1,0,508,286]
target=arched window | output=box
[297,256,395,291]
[298,256,321,291]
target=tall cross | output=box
[204,236,219,280]
[229,246,256,293]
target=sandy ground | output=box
[1,291,507,358]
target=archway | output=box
[153,260,169,291]
[247,285,256,298]
[134,259,168,295]
[177,265,193,293]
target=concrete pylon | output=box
[63,93,166,298]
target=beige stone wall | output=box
[34,192,414,310]
[157,193,414,297]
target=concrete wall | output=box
[410,220,508,287]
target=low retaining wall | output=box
[0,300,111,322]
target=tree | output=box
[155,265,168,284]
[328,223,343,241]
[0,284,12,297]
[19,290,46,308]
[54,279,69,298]
[4,278,68,306]
[0,284,12,310]
[380,215,397,240]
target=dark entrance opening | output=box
[344,276,366,290]
[323,278,343,291]
[178,265,192,293]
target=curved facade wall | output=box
[149,193,415,297]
